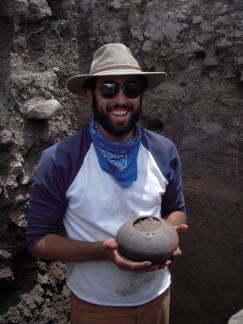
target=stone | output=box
[21,98,62,119]
[28,0,52,23]
[192,15,204,24]
[215,40,233,50]
[204,55,218,67]
[190,41,205,54]
[142,40,154,53]
[235,56,243,66]
[200,21,215,33]
[201,121,222,135]
[0,267,14,282]
[0,130,13,146]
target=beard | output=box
[91,93,142,137]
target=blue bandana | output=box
[89,119,141,187]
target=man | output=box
[27,43,188,324]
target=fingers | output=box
[136,259,171,273]
[173,247,182,256]
[103,237,184,273]
[126,260,152,272]
[164,258,173,266]
[117,255,152,271]
[134,263,163,273]
[175,224,188,233]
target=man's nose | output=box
[114,87,127,103]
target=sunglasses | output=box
[95,80,144,99]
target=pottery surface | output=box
[116,216,179,264]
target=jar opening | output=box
[133,216,161,232]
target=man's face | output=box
[88,75,143,141]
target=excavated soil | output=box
[0,1,242,323]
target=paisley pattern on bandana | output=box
[99,149,127,172]
[89,119,141,187]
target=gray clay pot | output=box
[116,216,179,264]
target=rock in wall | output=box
[0,0,242,323]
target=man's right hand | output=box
[103,238,165,273]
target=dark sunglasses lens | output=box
[99,81,143,99]
[123,81,142,98]
[99,82,118,99]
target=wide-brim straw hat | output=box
[66,43,167,96]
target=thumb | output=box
[103,238,118,251]
[175,224,188,234]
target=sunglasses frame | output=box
[95,80,144,100]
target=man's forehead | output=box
[95,75,139,84]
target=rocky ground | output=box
[0,0,242,323]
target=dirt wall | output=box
[0,1,242,323]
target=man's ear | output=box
[86,88,93,103]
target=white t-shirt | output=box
[27,126,186,306]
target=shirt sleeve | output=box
[161,145,186,216]
[26,144,68,252]
[141,128,186,216]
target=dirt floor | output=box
[0,0,242,323]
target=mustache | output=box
[107,103,132,111]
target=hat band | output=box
[91,65,142,75]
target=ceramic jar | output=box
[116,216,179,264]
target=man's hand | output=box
[103,238,160,273]
[162,223,188,266]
